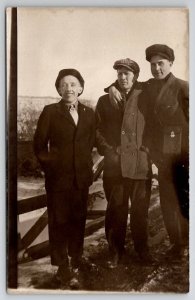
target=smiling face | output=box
[57,75,83,103]
[117,67,135,92]
[150,55,173,80]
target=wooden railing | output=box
[18,156,105,264]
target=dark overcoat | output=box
[34,100,95,191]
[95,82,151,180]
[144,73,189,166]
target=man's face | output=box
[150,55,173,80]
[117,67,135,92]
[58,75,83,103]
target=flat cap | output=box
[145,44,175,62]
[113,58,140,75]
[55,68,84,96]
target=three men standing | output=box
[33,44,189,288]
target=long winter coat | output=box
[34,100,95,191]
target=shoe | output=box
[55,264,70,285]
[69,268,80,289]
[107,252,120,269]
[80,257,98,272]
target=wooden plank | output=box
[19,210,105,251]
[21,241,50,263]
[18,194,47,215]
[19,216,105,263]
[87,210,106,218]
[93,157,104,181]
[19,210,48,251]
[85,216,105,236]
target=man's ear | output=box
[169,61,173,67]
[133,74,139,83]
[78,86,83,94]
[57,87,62,96]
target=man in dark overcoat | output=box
[34,68,95,288]
[143,44,189,256]
[95,58,152,267]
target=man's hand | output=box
[108,86,122,109]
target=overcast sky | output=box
[16,7,188,103]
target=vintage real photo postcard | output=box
[7,7,189,293]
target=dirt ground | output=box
[17,191,189,294]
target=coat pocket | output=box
[162,126,182,155]
[137,149,151,177]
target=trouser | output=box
[158,165,189,247]
[46,187,88,267]
[103,177,151,256]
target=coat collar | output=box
[124,82,143,110]
[55,99,87,126]
[154,73,178,111]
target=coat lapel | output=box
[125,87,142,112]
[154,73,178,112]
[124,83,142,120]
[76,102,87,136]
[123,84,144,144]
[56,99,76,126]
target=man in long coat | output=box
[95,58,152,267]
[34,69,95,288]
[144,44,189,256]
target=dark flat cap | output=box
[145,44,175,62]
[55,68,84,96]
[113,58,140,75]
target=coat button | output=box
[132,152,135,156]
[121,130,125,135]
[131,112,135,116]
[132,132,136,136]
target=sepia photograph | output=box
[7,7,189,294]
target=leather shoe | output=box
[55,264,70,284]
[69,268,81,289]
[107,252,120,269]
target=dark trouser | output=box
[158,165,189,247]
[46,187,88,267]
[103,177,151,256]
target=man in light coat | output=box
[95,58,152,267]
